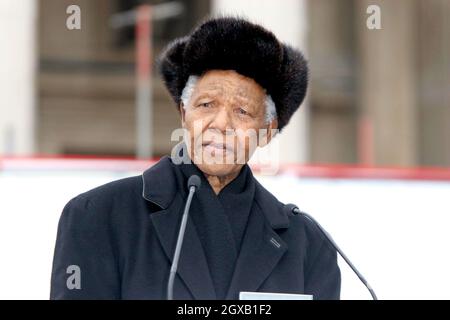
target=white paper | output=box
[239,291,313,300]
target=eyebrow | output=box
[194,92,257,108]
[192,92,218,102]
[194,83,262,109]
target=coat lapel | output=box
[225,180,290,299]
[142,157,216,299]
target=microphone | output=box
[167,175,201,300]
[285,204,378,300]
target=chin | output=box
[195,162,241,178]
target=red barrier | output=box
[1,156,450,181]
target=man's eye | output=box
[237,107,249,115]
[199,102,212,108]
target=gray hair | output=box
[180,75,277,124]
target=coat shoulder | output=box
[77,175,143,203]
[63,176,142,221]
[253,178,320,236]
[56,175,148,249]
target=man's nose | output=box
[210,107,232,133]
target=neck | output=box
[203,170,241,195]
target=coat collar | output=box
[141,156,177,209]
[141,156,290,230]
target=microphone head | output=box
[187,175,201,190]
[285,203,300,216]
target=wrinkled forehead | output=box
[193,70,266,103]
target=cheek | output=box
[235,124,260,155]
[183,110,195,128]
[184,111,208,135]
[184,112,213,158]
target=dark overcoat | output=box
[50,156,341,299]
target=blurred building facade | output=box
[1,0,449,166]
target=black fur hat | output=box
[158,16,309,131]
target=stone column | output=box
[356,0,418,166]
[0,0,37,155]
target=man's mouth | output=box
[201,141,234,154]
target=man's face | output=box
[180,69,277,177]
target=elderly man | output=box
[50,17,341,300]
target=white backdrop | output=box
[1,163,449,299]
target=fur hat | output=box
[157,16,308,131]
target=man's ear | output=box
[258,118,278,147]
[179,102,186,127]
